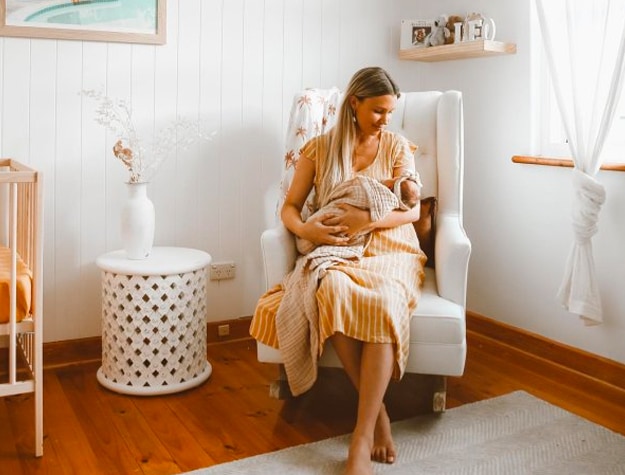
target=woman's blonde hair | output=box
[316,67,400,207]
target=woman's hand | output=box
[300,212,350,246]
[323,204,372,238]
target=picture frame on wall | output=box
[400,18,434,49]
[0,0,166,45]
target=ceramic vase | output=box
[120,182,155,259]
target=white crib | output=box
[0,159,44,457]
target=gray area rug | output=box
[185,391,625,474]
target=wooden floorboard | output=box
[1,334,624,474]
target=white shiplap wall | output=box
[0,0,406,342]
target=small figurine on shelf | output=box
[425,15,450,47]
[446,15,465,44]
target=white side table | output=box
[96,247,212,396]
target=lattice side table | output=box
[96,247,212,396]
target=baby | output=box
[380,175,420,210]
[296,173,422,255]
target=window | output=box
[539,71,625,165]
[530,1,625,167]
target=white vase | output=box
[120,182,155,260]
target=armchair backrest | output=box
[387,91,464,222]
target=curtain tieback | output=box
[571,168,606,243]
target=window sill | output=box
[512,155,625,172]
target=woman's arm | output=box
[372,205,420,228]
[281,156,349,246]
[333,203,420,237]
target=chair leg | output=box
[269,364,292,399]
[432,375,447,413]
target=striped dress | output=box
[250,130,426,385]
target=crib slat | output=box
[9,183,18,385]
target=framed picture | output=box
[400,19,434,49]
[0,0,166,45]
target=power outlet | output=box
[210,261,236,281]
[217,324,230,337]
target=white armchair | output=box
[258,90,470,411]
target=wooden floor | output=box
[2,332,625,475]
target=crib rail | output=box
[0,158,44,456]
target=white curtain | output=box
[535,0,625,325]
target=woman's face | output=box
[351,94,397,136]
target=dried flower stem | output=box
[81,89,214,183]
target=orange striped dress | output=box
[250,130,426,381]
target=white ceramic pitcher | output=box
[481,16,496,40]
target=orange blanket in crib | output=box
[0,246,32,323]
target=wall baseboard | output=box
[34,313,625,399]
[466,311,625,393]
[37,318,254,370]
[43,337,102,369]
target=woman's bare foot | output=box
[345,435,373,475]
[372,404,396,463]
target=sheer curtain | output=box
[535,0,625,325]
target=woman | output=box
[250,67,426,475]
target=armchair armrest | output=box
[434,214,471,307]
[261,224,297,290]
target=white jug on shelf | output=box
[481,16,496,40]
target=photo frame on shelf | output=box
[400,18,435,49]
[0,0,166,45]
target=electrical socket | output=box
[217,324,230,337]
[210,261,236,281]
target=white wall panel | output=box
[320,0,341,88]
[53,42,83,340]
[151,2,179,249]
[174,0,203,251]
[197,1,223,320]
[212,0,244,319]
[28,40,58,339]
[80,42,108,337]
[281,0,303,152]
[104,43,132,257]
[302,0,322,89]
[260,0,285,235]
[1,39,30,159]
[241,0,267,313]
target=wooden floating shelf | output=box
[399,40,516,62]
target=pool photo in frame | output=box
[0,0,166,44]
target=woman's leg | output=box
[330,334,396,473]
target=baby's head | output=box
[399,179,419,209]
[382,175,421,210]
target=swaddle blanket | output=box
[0,246,33,323]
[296,175,409,255]
[277,175,403,396]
